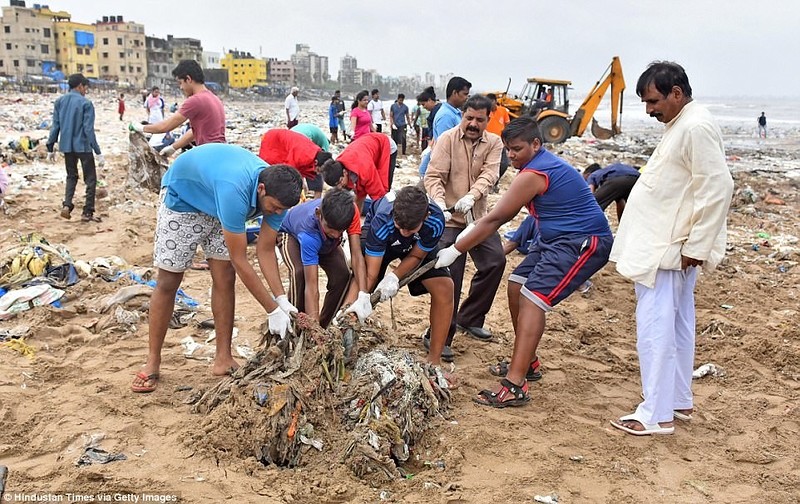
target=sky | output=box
[13,0,800,97]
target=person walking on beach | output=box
[118,93,125,121]
[46,73,105,222]
[329,96,341,144]
[757,112,767,138]
[285,86,300,129]
[368,89,386,133]
[609,61,733,435]
[145,87,165,124]
[389,94,411,155]
[131,144,303,393]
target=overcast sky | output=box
[17,0,799,97]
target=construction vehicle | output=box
[493,56,625,143]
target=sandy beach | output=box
[1,91,799,503]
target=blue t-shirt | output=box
[362,192,446,257]
[161,143,286,233]
[431,102,462,140]
[390,102,409,127]
[279,198,361,266]
[587,163,640,188]
[328,103,338,128]
[521,149,611,243]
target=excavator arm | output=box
[573,56,625,138]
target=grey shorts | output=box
[153,199,229,272]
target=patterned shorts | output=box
[153,200,229,272]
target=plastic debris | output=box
[692,363,725,379]
[534,495,559,504]
[76,446,127,466]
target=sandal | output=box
[81,214,102,223]
[131,371,159,393]
[488,356,542,382]
[473,378,530,408]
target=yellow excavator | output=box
[494,56,625,143]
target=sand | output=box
[1,92,799,503]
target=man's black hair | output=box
[258,164,302,207]
[636,61,692,99]
[584,163,602,176]
[320,159,345,187]
[397,93,405,100]
[335,89,341,94]
[320,187,356,231]
[172,60,205,84]
[371,88,379,96]
[501,116,543,144]
[463,94,493,115]
[394,186,429,230]
[446,76,471,99]
[68,73,88,89]
[315,151,332,167]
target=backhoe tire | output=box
[538,116,571,144]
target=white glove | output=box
[345,291,373,322]
[453,194,475,214]
[96,154,105,167]
[275,294,298,315]
[46,151,56,163]
[376,272,400,302]
[435,200,452,222]
[268,306,293,339]
[391,124,398,130]
[128,122,145,133]
[435,245,462,268]
[159,145,176,157]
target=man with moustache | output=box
[424,94,505,361]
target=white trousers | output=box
[633,267,698,424]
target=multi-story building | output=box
[338,54,359,88]
[291,43,328,86]
[145,35,171,90]
[53,19,97,78]
[95,15,146,87]
[0,0,66,80]
[267,57,294,85]
[220,50,266,89]
[168,34,202,65]
[202,51,220,69]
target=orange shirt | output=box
[487,105,511,136]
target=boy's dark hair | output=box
[315,151,332,167]
[501,116,544,144]
[486,93,497,101]
[583,163,602,178]
[172,60,205,84]
[320,159,345,187]
[446,76,471,99]
[68,73,89,89]
[394,186,429,230]
[258,164,303,207]
[321,187,355,231]
[463,94,493,115]
[371,88,379,96]
[331,96,339,102]
[636,61,692,99]
[397,93,405,100]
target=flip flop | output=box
[610,413,674,436]
[640,392,693,421]
[131,371,159,393]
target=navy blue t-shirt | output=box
[279,198,361,266]
[363,192,446,257]
[586,163,640,188]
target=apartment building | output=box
[221,50,266,89]
[95,15,146,87]
[266,58,294,85]
[53,19,97,78]
[0,0,66,79]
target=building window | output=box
[85,49,91,56]
[101,65,109,72]
[117,37,123,45]
[27,59,35,67]
[4,43,9,50]
[87,64,94,72]
[41,44,49,54]
[3,26,9,33]
[77,47,84,55]
[14,60,20,67]
[103,38,108,45]
[24,28,30,33]
[120,65,125,72]
[128,65,133,73]
[119,52,124,58]
[0,60,3,67]
[136,66,141,73]
[43,28,51,37]
[77,64,83,71]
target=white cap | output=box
[291,86,299,92]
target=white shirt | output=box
[367,99,384,125]
[285,94,300,121]
[610,101,733,288]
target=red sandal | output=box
[473,378,530,408]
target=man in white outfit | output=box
[609,61,734,436]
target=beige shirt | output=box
[424,125,502,228]
[610,101,734,288]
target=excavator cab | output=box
[522,79,571,117]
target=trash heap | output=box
[187,312,451,481]
[127,131,168,193]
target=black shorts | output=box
[372,247,450,296]
[329,126,338,133]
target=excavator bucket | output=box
[590,118,614,140]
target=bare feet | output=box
[211,357,240,376]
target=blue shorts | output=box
[509,233,613,311]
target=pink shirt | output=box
[350,108,372,140]
[178,89,226,145]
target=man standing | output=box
[419,77,471,177]
[757,111,767,139]
[389,94,411,155]
[367,89,386,133]
[486,93,512,183]
[285,86,300,129]
[131,144,303,393]
[46,73,105,222]
[145,86,165,124]
[424,95,504,359]
[610,61,733,435]
[334,90,348,140]
[130,60,225,157]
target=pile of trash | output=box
[187,312,451,481]
[127,131,169,193]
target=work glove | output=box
[46,151,56,163]
[267,306,293,339]
[96,154,105,167]
[275,294,298,315]
[391,123,398,130]
[435,200,452,222]
[435,245,462,269]
[158,145,176,157]
[128,122,145,133]
[453,194,475,214]
[344,291,373,322]
[376,272,400,302]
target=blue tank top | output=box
[521,149,611,242]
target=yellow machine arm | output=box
[574,56,625,138]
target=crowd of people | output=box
[43,59,734,436]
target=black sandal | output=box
[488,357,542,382]
[473,378,531,408]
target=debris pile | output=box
[127,131,168,193]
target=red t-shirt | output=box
[335,132,390,200]
[179,89,226,145]
[258,129,320,179]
